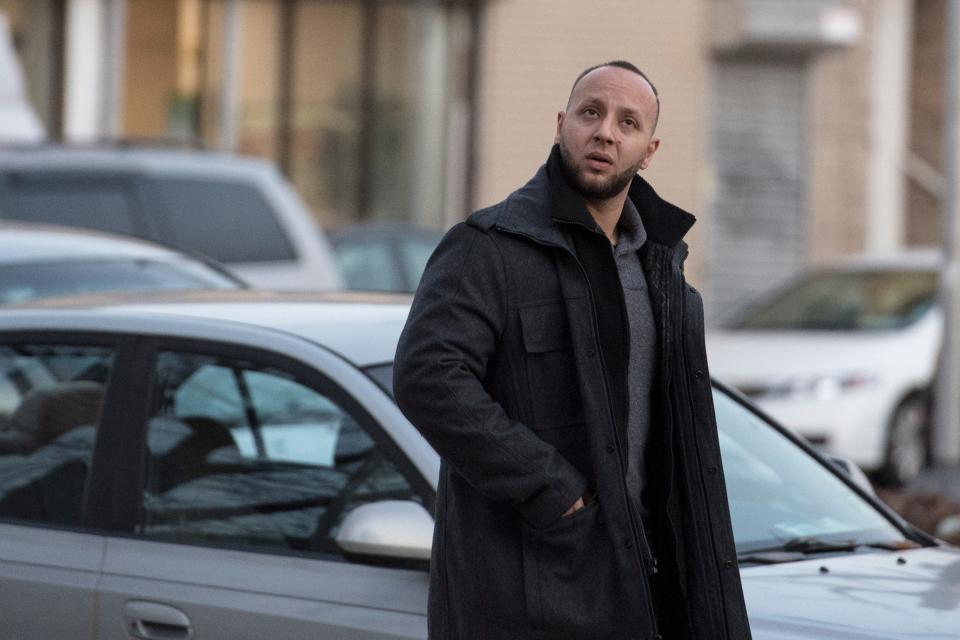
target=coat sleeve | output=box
[393,222,588,529]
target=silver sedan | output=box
[0,291,956,639]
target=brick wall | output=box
[906,0,943,246]
[807,0,873,263]
[475,0,710,283]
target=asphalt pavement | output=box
[878,464,960,545]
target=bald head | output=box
[567,61,660,132]
[554,62,663,205]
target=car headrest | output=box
[7,380,105,447]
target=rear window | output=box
[0,177,139,235]
[150,177,295,264]
[334,238,404,292]
[0,258,239,304]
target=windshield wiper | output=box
[780,536,860,553]
[738,536,920,565]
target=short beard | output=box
[558,141,640,201]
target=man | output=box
[394,61,752,640]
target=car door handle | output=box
[123,600,193,640]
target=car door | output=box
[0,335,128,640]
[95,339,430,640]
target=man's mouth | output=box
[585,152,614,169]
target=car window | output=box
[150,177,295,264]
[0,258,239,304]
[396,236,440,292]
[0,344,114,527]
[333,238,403,291]
[713,389,904,552]
[140,351,424,557]
[0,177,140,235]
[725,269,938,331]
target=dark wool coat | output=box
[394,146,752,640]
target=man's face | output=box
[555,66,661,202]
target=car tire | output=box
[879,392,931,487]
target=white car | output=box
[707,250,940,485]
[0,145,342,290]
[0,222,243,303]
[0,291,956,639]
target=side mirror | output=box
[830,456,876,497]
[336,500,434,568]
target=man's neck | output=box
[585,190,629,245]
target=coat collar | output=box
[496,144,695,250]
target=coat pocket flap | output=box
[519,302,571,353]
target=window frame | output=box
[0,330,145,535]
[125,334,435,561]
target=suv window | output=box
[0,177,139,235]
[140,351,423,556]
[0,344,113,526]
[150,177,295,263]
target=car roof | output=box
[0,222,194,263]
[0,144,277,179]
[3,290,412,367]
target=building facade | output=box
[1,0,940,317]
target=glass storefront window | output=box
[0,0,62,133]
[289,1,364,227]
[121,0,472,231]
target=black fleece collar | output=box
[496,144,695,249]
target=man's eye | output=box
[583,108,599,117]
[623,119,638,129]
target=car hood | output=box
[705,329,916,383]
[743,547,960,639]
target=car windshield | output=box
[364,363,907,554]
[0,258,239,304]
[724,269,938,331]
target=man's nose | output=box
[593,115,616,144]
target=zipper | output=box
[496,223,661,636]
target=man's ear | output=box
[639,137,661,170]
[554,111,565,144]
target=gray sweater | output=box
[612,197,657,528]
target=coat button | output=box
[694,370,704,380]
[606,444,615,454]
[724,559,734,569]
[625,539,633,549]
[707,464,718,474]
[587,350,596,359]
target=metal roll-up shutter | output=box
[708,58,808,318]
